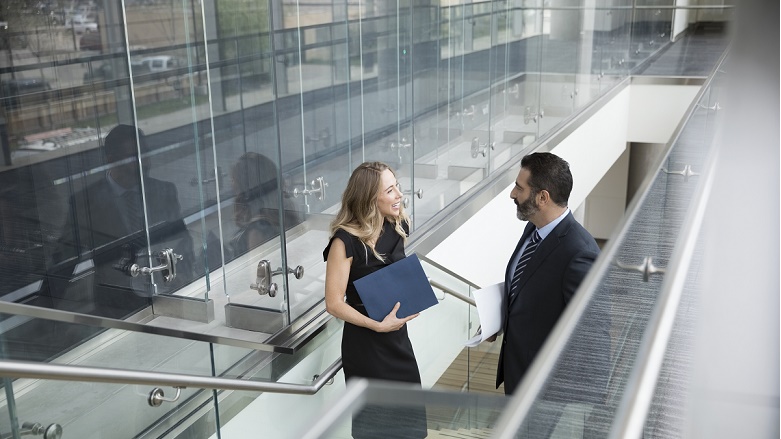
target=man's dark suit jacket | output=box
[496,211,605,398]
[54,176,194,304]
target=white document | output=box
[464,282,506,347]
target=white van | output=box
[140,56,180,73]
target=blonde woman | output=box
[323,162,426,438]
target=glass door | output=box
[119,0,214,309]
[204,0,292,336]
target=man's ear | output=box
[538,189,550,205]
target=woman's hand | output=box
[374,302,418,332]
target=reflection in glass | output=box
[0,0,730,366]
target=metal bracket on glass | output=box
[291,176,328,201]
[305,128,331,147]
[471,137,495,158]
[148,387,183,407]
[697,102,721,111]
[461,104,476,119]
[569,88,580,99]
[250,260,277,297]
[389,137,412,151]
[503,83,520,99]
[524,107,544,124]
[250,260,304,297]
[128,248,182,283]
[615,257,666,282]
[662,164,700,182]
[312,374,335,385]
[402,189,423,209]
[0,422,62,439]
[272,264,304,280]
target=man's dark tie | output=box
[121,190,144,232]
[509,230,541,299]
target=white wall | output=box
[628,84,700,144]
[428,87,630,287]
[673,0,691,40]
[584,148,629,240]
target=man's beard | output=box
[516,193,539,221]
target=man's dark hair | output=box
[521,152,572,207]
[104,124,147,161]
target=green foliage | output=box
[215,0,271,78]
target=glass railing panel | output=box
[418,256,507,398]
[634,6,731,77]
[0,314,218,438]
[0,375,216,439]
[537,2,579,133]
[629,2,674,71]
[641,229,703,438]
[0,307,344,438]
[486,0,511,173]
[597,3,633,94]
[572,3,600,115]
[297,380,507,439]
[410,1,508,230]
[210,321,343,439]
[416,257,477,390]
[502,65,723,438]
[0,0,731,366]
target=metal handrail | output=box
[430,279,477,307]
[0,357,342,395]
[418,254,481,290]
[491,48,730,439]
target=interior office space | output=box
[0,0,777,438]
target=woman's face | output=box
[376,168,402,218]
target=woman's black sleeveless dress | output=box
[323,220,427,438]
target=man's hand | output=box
[475,325,498,342]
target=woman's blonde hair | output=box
[330,161,410,261]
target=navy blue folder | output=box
[353,253,438,322]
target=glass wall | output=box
[2,0,728,359]
[0,0,733,436]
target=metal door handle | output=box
[250,260,276,297]
[250,260,304,297]
[291,176,328,201]
[128,249,183,283]
[402,189,423,209]
[0,422,62,439]
[471,137,495,158]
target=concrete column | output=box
[549,0,580,41]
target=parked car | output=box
[79,31,102,51]
[82,61,151,85]
[66,15,97,34]
[0,78,52,110]
[139,55,180,73]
